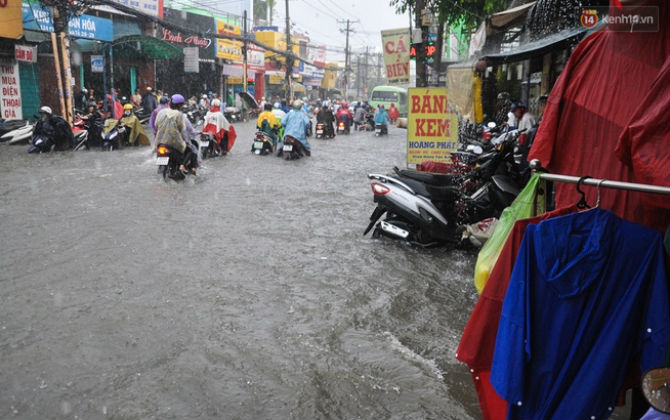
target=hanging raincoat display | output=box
[491,209,670,420]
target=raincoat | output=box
[491,209,669,420]
[281,109,311,150]
[154,108,187,153]
[120,114,150,146]
[149,104,168,134]
[106,95,124,120]
[388,104,399,122]
[374,109,390,125]
[203,106,236,151]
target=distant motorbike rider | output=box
[374,104,390,134]
[280,99,312,156]
[256,102,281,146]
[203,98,236,153]
[335,101,353,130]
[388,103,400,124]
[353,105,366,129]
[316,103,335,137]
[154,94,198,174]
[141,86,158,115]
[119,103,150,146]
[81,101,103,147]
[150,96,170,135]
[33,106,73,151]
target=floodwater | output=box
[0,119,483,419]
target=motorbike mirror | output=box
[487,121,496,129]
[642,368,670,414]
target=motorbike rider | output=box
[335,101,353,131]
[374,104,390,134]
[353,103,366,130]
[80,101,103,147]
[256,102,281,146]
[119,103,150,146]
[280,99,312,157]
[154,94,198,174]
[33,106,74,151]
[203,98,236,154]
[316,102,335,137]
[388,103,400,124]
[141,87,158,115]
[149,96,170,135]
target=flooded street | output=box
[0,121,481,419]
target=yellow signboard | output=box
[269,74,284,84]
[227,77,243,84]
[381,28,410,86]
[0,0,24,39]
[407,88,458,165]
[321,62,338,89]
[215,21,242,61]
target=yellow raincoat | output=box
[103,114,150,146]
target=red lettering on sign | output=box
[414,118,449,137]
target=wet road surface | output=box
[2,119,489,419]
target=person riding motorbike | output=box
[388,103,400,124]
[280,99,312,157]
[374,104,390,134]
[80,101,103,147]
[316,103,335,137]
[118,103,150,146]
[150,96,170,136]
[256,103,281,146]
[154,94,198,174]
[32,106,73,151]
[335,101,353,132]
[353,105,367,130]
[203,98,236,154]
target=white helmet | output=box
[293,99,303,109]
[39,106,52,115]
[211,99,221,107]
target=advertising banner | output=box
[160,9,215,59]
[0,59,23,120]
[215,20,242,62]
[1,0,24,39]
[381,28,410,86]
[109,0,163,18]
[15,45,36,63]
[407,88,458,165]
[308,45,326,68]
[91,55,104,73]
[22,3,113,41]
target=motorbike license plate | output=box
[283,144,293,152]
[156,156,169,165]
[316,129,323,134]
[200,140,209,147]
[254,141,264,149]
[375,129,381,134]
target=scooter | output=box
[1,120,34,144]
[374,123,388,136]
[336,119,350,135]
[363,130,526,247]
[135,107,151,125]
[72,117,89,151]
[27,134,55,153]
[251,130,275,155]
[281,135,309,160]
[315,122,325,139]
[155,143,195,181]
[102,122,128,151]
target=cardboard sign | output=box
[0,59,23,120]
[407,88,458,165]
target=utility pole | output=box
[355,54,360,98]
[284,0,293,102]
[364,46,369,96]
[337,18,358,100]
[243,9,248,93]
[415,0,427,87]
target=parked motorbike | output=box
[281,135,308,160]
[251,130,275,155]
[27,134,55,153]
[0,120,34,144]
[363,129,526,247]
[224,107,242,123]
[71,116,89,151]
[102,122,128,151]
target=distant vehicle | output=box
[369,86,408,117]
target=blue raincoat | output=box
[281,109,311,151]
[374,108,390,125]
[491,209,670,420]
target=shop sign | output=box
[183,47,199,73]
[215,20,242,61]
[0,59,23,120]
[22,3,113,41]
[160,27,212,49]
[308,45,326,68]
[91,55,104,73]
[109,0,163,18]
[227,77,243,84]
[407,88,458,165]
[269,74,284,84]
[1,0,24,39]
[15,45,36,63]
[247,44,265,72]
[381,28,410,86]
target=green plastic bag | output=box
[473,173,546,293]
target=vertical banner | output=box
[0,0,23,39]
[407,88,458,165]
[381,28,410,86]
[0,59,23,120]
[183,47,199,73]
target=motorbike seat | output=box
[395,168,462,186]
[393,176,460,202]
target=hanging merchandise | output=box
[490,208,670,420]
[458,205,577,420]
[473,173,546,293]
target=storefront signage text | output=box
[0,59,23,120]
[161,28,211,48]
[407,88,458,165]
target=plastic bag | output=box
[473,173,546,293]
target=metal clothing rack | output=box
[529,160,670,196]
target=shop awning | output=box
[112,35,183,60]
[489,2,536,30]
[483,26,591,64]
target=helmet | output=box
[171,94,185,105]
[159,96,169,104]
[202,94,208,99]
[293,99,303,109]
[211,99,221,107]
[511,103,526,111]
[81,88,88,94]
[146,86,152,91]
[274,102,281,108]
[123,103,133,110]
[39,106,52,115]
[341,101,348,108]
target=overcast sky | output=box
[271,0,410,61]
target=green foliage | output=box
[390,0,511,31]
